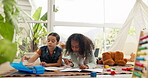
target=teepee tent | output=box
[108,0,148,54]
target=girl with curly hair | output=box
[64,33,96,69]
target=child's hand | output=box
[64,58,73,67]
[64,58,70,64]
[79,65,89,69]
[40,62,47,67]
[21,56,30,62]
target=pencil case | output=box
[10,61,45,74]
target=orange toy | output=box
[98,51,128,66]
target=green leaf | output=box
[34,32,40,39]
[40,32,49,37]
[32,7,42,20]
[0,39,17,64]
[35,39,39,43]
[0,22,14,41]
[37,24,42,32]
[40,12,47,21]
[43,23,47,28]
[0,56,8,64]
[54,8,59,12]
[2,0,19,30]
[0,14,4,22]
[2,0,16,6]
[33,23,41,33]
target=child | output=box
[64,33,96,69]
[21,32,62,67]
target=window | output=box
[48,0,141,53]
[55,0,102,23]
[54,26,103,42]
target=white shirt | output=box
[70,51,96,69]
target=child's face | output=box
[47,35,58,48]
[71,40,79,53]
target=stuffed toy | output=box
[97,51,128,66]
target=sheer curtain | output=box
[108,0,148,54]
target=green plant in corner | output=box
[19,7,49,53]
[0,0,19,64]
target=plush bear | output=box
[97,51,128,66]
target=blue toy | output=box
[10,61,45,74]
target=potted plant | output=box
[18,7,49,57]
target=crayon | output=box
[104,65,110,68]
[111,68,116,70]
[106,69,111,71]
[110,70,116,75]
[122,67,133,71]
[130,69,133,72]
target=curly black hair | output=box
[66,33,94,57]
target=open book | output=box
[44,67,103,73]
[44,67,64,71]
[60,68,103,73]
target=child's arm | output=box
[27,53,40,63]
[85,52,96,69]
[21,56,30,62]
[40,53,62,67]
[21,49,41,63]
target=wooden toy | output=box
[132,31,148,78]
